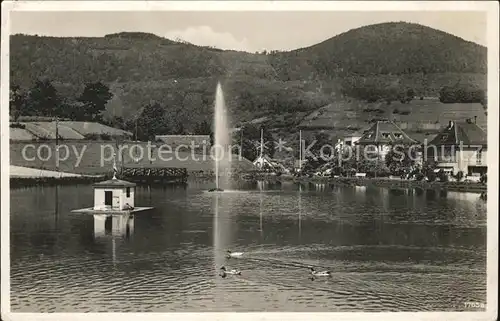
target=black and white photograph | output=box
[1,1,498,320]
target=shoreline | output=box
[9,166,487,193]
[254,174,487,193]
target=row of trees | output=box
[123,102,215,142]
[10,79,112,122]
[439,85,486,104]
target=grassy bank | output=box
[10,141,255,175]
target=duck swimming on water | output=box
[226,250,244,258]
[220,266,242,276]
[309,267,331,277]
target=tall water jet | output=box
[212,82,232,278]
[213,82,232,191]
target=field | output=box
[296,99,487,142]
[9,121,132,141]
[10,141,256,175]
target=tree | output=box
[10,84,27,121]
[173,122,186,135]
[194,120,213,145]
[134,103,170,141]
[300,132,332,172]
[27,79,61,117]
[78,81,113,122]
[385,145,416,175]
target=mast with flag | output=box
[299,130,302,171]
[260,128,264,158]
[112,152,118,179]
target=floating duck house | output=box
[93,178,136,211]
[72,177,153,215]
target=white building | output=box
[426,119,487,176]
[93,178,136,211]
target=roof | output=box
[357,121,417,145]
[155,135,210,145]
[93,177,136,188]
[428,120,487,146]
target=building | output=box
[425,119,487,175]
[93,178,136,211]
[335,130,364,153]
[355,120,418,159]
[154,135,211,148]
[253,155,287,172]
[343,130,363,147]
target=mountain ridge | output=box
[10,21,487,135]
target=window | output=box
[381,132,390,138]
[394,133,402,139]
[126,187,130,197]
[441,135,448,142]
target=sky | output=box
[10,11,487,52]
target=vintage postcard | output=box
[1,1,498,321]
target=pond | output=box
[9,181,487,312]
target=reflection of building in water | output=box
[354,186,366,194]
[313,183,326,191]
[447,191,483,203]
[93,214,134,239]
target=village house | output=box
[425,118,487,176]
[355,120,418,159]
[253,154,288,173]
[154,135,211,151]
[334,130,364,153]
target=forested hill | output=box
[273,21,486,78]
[10,22,487,132]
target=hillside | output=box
[10,22,487,134]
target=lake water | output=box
[10,181,487,312]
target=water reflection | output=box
[298,183,302,240]
[93,214,135,239]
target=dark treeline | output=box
[439,85,486,104]
[10,79,112,122]
[9,79,217,143]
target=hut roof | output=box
[93,178,136,188]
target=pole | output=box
[135,118,138,142]
[260,128,264,157]
[299,130,302,171]
[55,116,59,172]
[240,127,243,158]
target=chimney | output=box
[448,120,454,129]
[474,116,477,124]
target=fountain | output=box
[209,82,232,192]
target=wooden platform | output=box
[71,207,154,215]
[121,166,188,184]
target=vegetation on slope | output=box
[10,22,487,141]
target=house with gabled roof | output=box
[425,118,487,175]
[355,120,418,159]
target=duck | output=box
[226,250,244,258]
[309,267,331,277]
[220,266,242,276]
